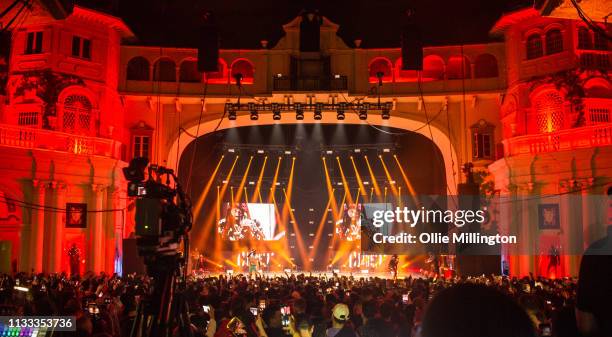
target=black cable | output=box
[0,0,27,33]
[570,0,612,41]
[0,0,21,20]
[184,77,211,194]
[2,196,125,213]
[417,72,458,207]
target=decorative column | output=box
[580,178,594,250]
[559,179,582,277]
[519,182,534,276]
[30,180,47,273]
[89,184,105,274]
[49,181,67,273]
[105,186,124,273]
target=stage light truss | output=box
[217,143,296,155]
[224,101,393,120]
[319,143,399,156]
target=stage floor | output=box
[192,270,426,279]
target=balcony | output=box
[273,75,348,91]
[503,124,612,156]
[577,50,610,70]
[0,124,124,159]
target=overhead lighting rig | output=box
[224,101,393,121]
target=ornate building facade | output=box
[0,1,609,276]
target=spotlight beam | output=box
[322,157,340,221]
[335,156,354,205]
[378,155,399,197]
[251,156,268,203]
[364,155,382,201]
[232,156,254,206]
[282,188,309,270]
[350,156,367,198]
[205,156,239,247]
[393,154,419,206]
[267,157,283,203]
[308,196,332,263]
[193,155,225,218]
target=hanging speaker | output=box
[299,11,321,52]
[401,23,423,71]
[197,11,219,72]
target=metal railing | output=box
[0,124,123,159]
[503,124,612,156]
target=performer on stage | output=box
[388,254,399,280]
[248,249,259,277]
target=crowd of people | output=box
[0,270,601,337]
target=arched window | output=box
[533,91,565,133]
[207,59,228,84]
[545,29,563,55]
[394,58,418,82]
[230,59,254,84]
[474,54,498,78]
[594,31,608,51]
[63,95,93,134]
[578,27,592,49]
[153,58,176,82]
[471,119,495,160]
[526,34,543,60]
[368,57,393,83]
[126,56,150,81]
[422,55,444,80]
[446,55,471,79]
[179,60,201,83]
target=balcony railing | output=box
[0,124,123,159]
[503,124,612,156]
[577,50,610,70]
[273,75,348,91]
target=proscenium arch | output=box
[167,113,459,195]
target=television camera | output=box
[123,157,194,337]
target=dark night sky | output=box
[79,0,531,49]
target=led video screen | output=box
[217,203,278,241]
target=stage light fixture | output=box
[337,102,346,120]
[249,103,258,120]
[284,150,292,155]
[295,103,304,120]
[326,150,333,155]
[228,148,235,153]
[314,103,323,120]
[249,181,255,185]
[257,150,264,154]
[382,102,392,119]
[272,103,281,120]
[354,149,361,153]
[226,102,236,120]
[359,103,368,120]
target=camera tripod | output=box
[130,240,193,337]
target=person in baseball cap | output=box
[325,303,356,337]
[332,304,350,322]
